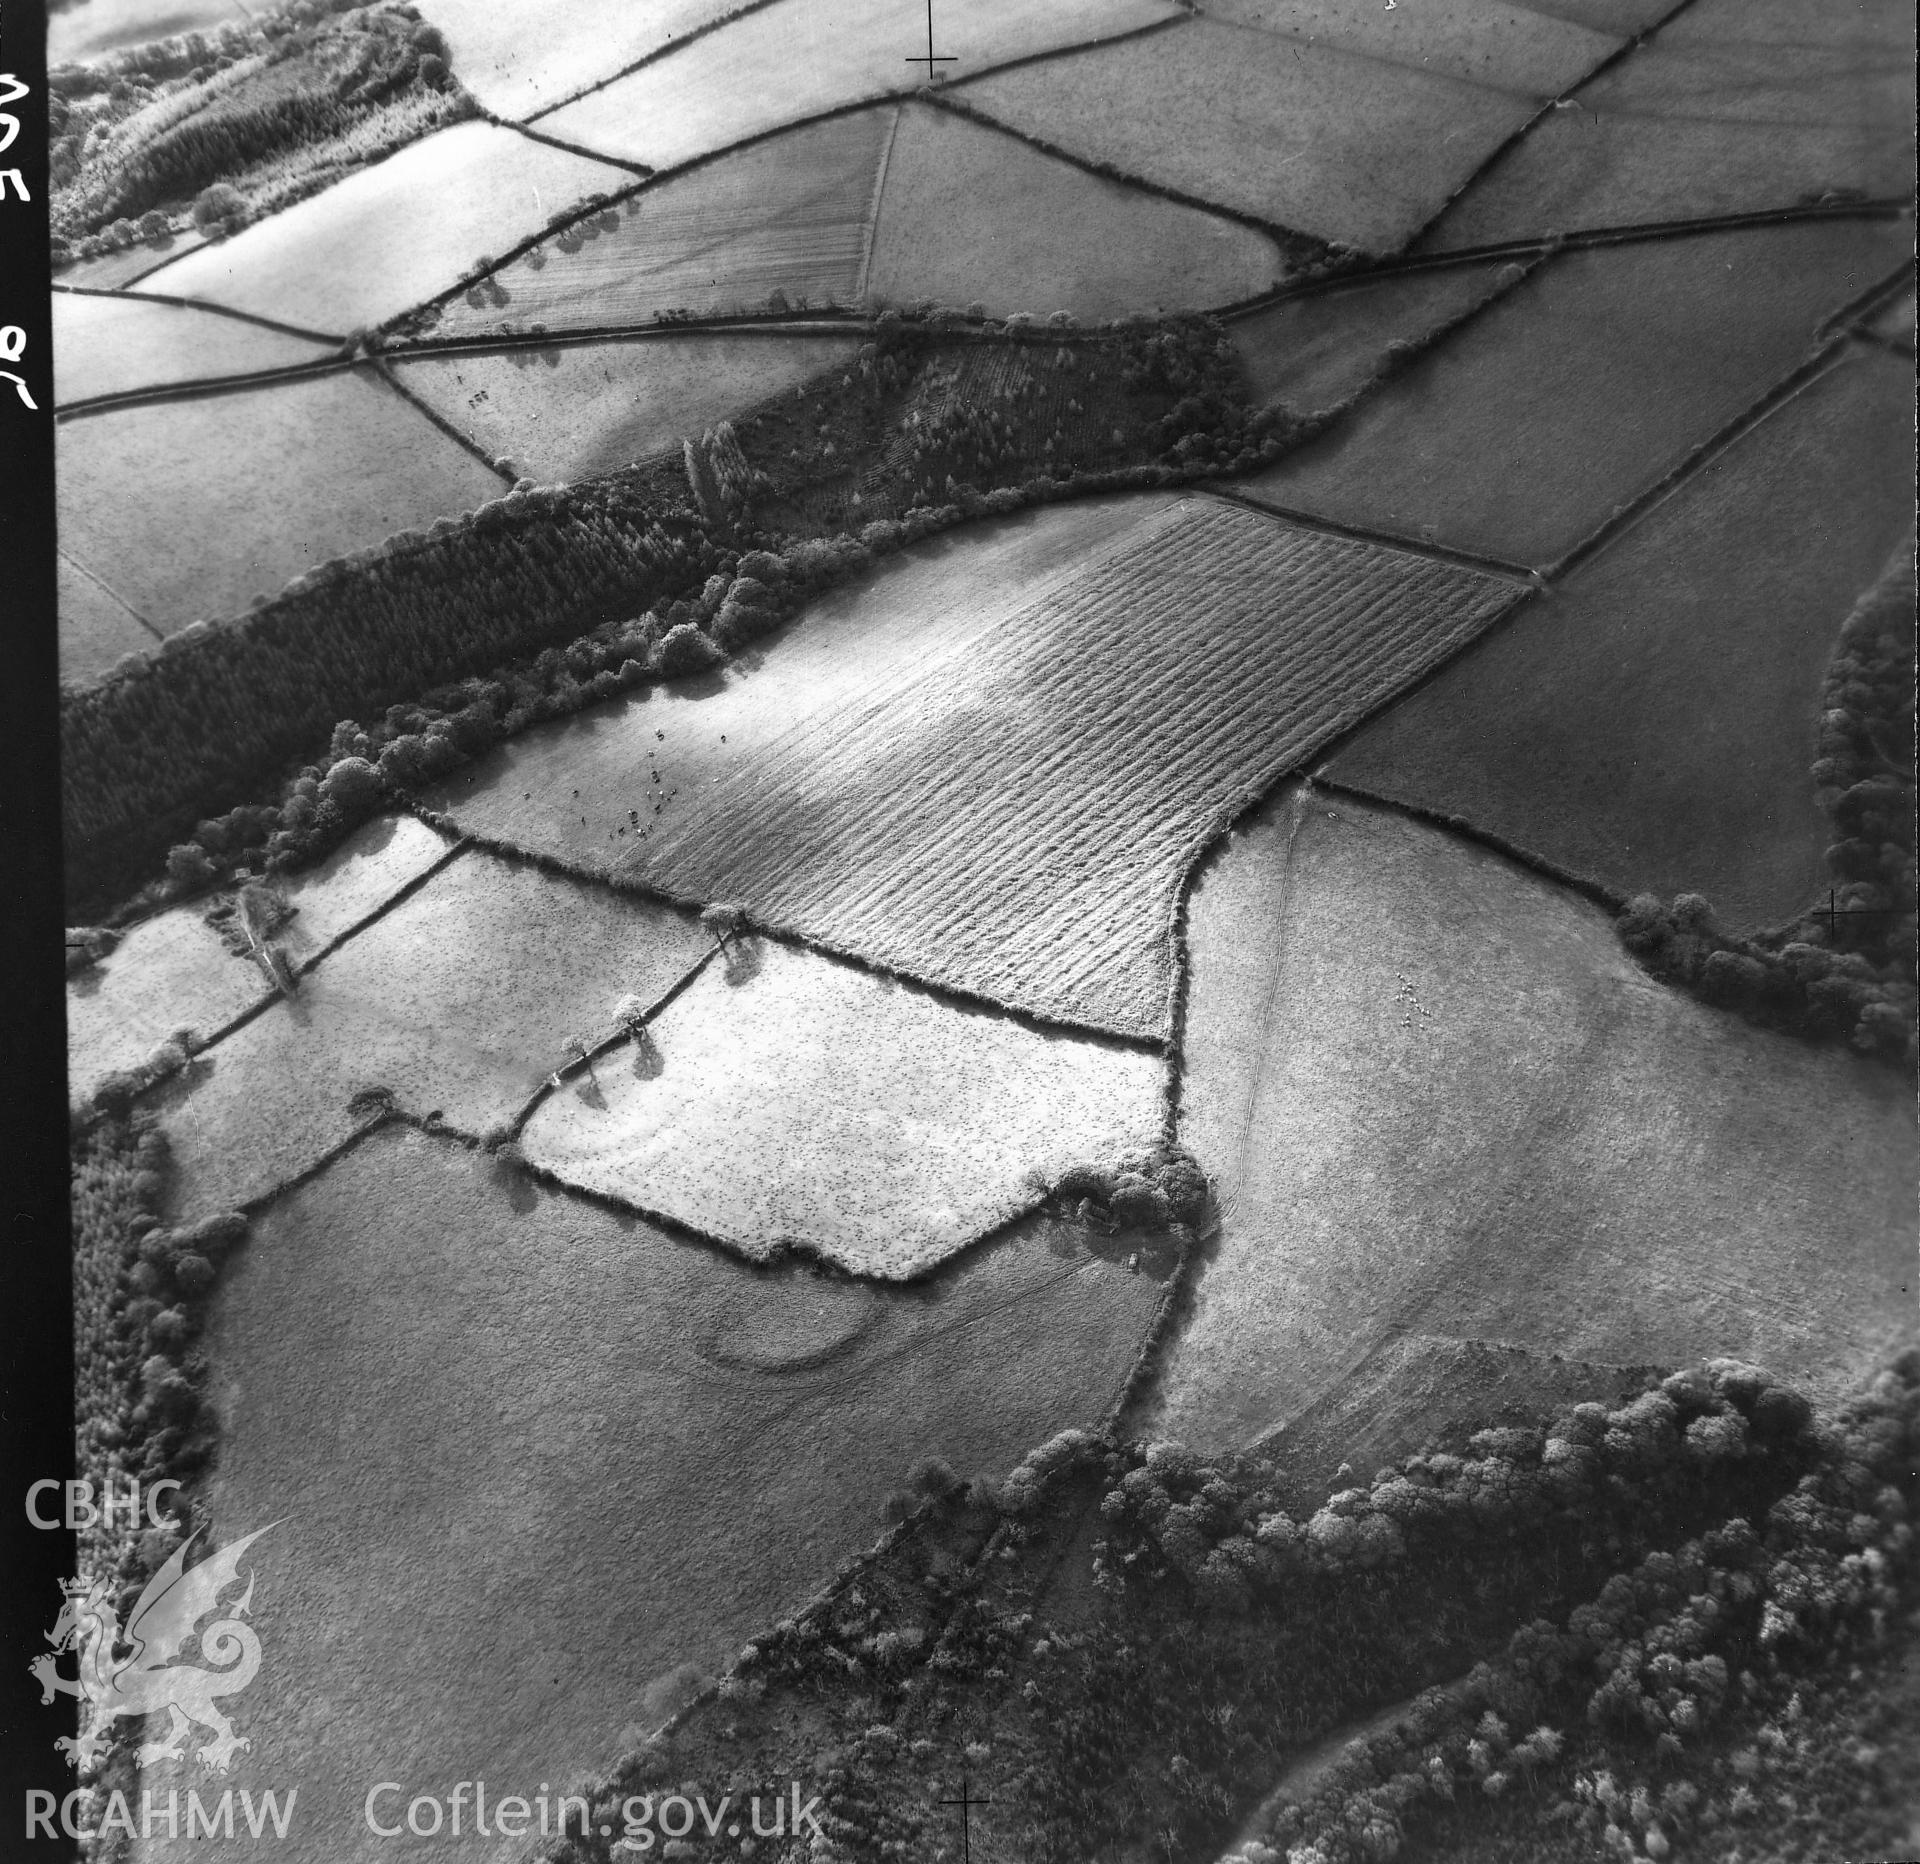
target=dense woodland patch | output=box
[50,0,471,262]
[60,315,1301,916]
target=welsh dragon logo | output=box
[31,1525,274,1773]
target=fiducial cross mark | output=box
[937,1770,990,1863]
[906,0,958,79]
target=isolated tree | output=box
[564,1035,599,1091]
[612,992,648,1042]
[699,901,747,950]
[190,182,245,230]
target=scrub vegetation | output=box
[548,1354,1920,1864]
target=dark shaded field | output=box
[1321,346,1916,928]
[1238,216,1911,567]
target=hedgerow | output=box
[65,315,1312,918]
[1615,539,1917,1068]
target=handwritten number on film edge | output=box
[1,73,38,408]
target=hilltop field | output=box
[51,0,1916,1860]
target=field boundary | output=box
[1402,0,1703,250]
[59,548,166,643]
[368,357,518,483]
[1542,337,1871,585]
[522,0,798,124]
[490,111,655,176]
[57,355,357,420]
[1203,487,1539,583]
[1307,771,1628,916]
[419,808,1172,1053]
[395,14,1247,340]
[1214,198,1914,323]
[179,830,472,1062]
[503,936,721,1134]
[923,85,1313,258]
[856,103,904,308]
[52,279,346,344]
[1813,256,1918,346]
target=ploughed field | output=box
[429,495,1522,1037]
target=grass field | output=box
[1321,347,1917,932]
[270,813,456,962]
[1422,0,1914,249]
[71,818,449,1096]
[393,332,861,483]
[53,290,335,407]
[866,103,1283,320]
[48,0,247,65]
[1228,259,1514,415]
[1197,0,1619,93]
[130,120,636,332]
[412,0,750,119]
[179,1123,1162,1863]
[1150,785,1918,1457]
[57,553,159,685]
[953,15,1541,254]
[1239,217,1914,567]
[55,368,504,633]
[521,934,1164,1277]
[154,846,710,1220]
[428,495,1518,1037]
[432,110,891,337]
[533,0,1180,171]
[68,908,265,1101]
[428,108,883,339]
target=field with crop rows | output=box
[1228,259,1516,416]
[420,494,1183,874]
[1421,0,1914,249]
[1323,347,1917,930]
[600,498,1519,1037]
[521,935,1165,1277]
[182,1125,1163,1864]
[533,0,1180,172]
[954,16,1546,253]
[1153,786,1919,1456]
[1240,217,1913,566]
[130,120,636,332]
[153,846,710,1220]
[392,332,861,483]
[866,103,1282,321]
[433,109,890,338]
[52,290,335,407]
[55,369,504,642]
